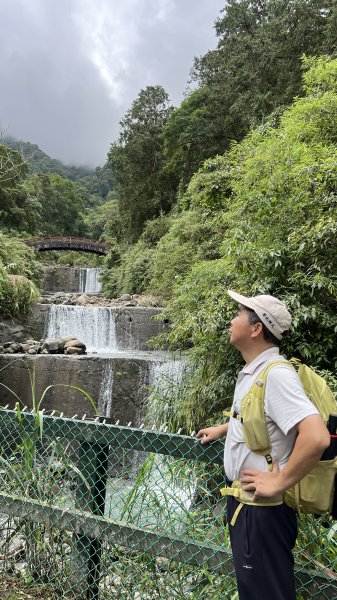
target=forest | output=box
[1,0,336,429]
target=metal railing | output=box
[25,237,111,255]
[0,408,336,599]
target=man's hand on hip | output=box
[240,462,286,501]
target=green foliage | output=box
[108,86,178,242]
[0,267,39,319]
[24,173,86,236]
[165,0,337,191]
[0,233,42,318]
[2,136,93,180]
[102,241,155,298]
[140,214,171,247]
[0,144,36,232]
[149,211,226,299]
[83,197,122,243]
[0,233,43,284]
[163,88,233,191]
[48,251,102,267]
[101,215,170,298]
[101,204,227,300]
[155,56,337,429]
[182,155,233,211]
[75,162,115,198]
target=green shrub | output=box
[0,233,43,285]
[102,241,155,297]
[149,210,226,298]
[0,234,41,318]
[0,266,39,319]
[182,155,233,212]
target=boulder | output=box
[77,294,89,306]
[64,339,86,350]
[65,346,85,355]
[42,339,60,353]
[58,335,76,351]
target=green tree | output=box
[0,144,39,232]
[164,0,337,191]
[108,86,178,242]
[2,136,93,180]
[25,173,86,236]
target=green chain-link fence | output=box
[0,408,336,599]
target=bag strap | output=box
[226,359,292,470]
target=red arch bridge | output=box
[25,236,111,256]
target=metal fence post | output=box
[70,435,109,599]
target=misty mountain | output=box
[2,135,94,181]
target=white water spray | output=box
[46,305,118,352]
[99,359,114,417]
[79,268,102,294]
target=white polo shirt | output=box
[224,347,319,482]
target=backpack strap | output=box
[232,359,292,470]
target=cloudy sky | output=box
[0,0,225,167]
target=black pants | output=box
[227,497,298,600]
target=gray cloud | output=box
[0,0,225,166]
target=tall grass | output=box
[0,360,97,590]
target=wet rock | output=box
[77,294,90,305]
[64,339,86,350]
[0,334,87,356]
[65,346,85,355]
[64,339,86,355]
[119,294,132,301]
[42,339,60,353]
[58,335,76,351]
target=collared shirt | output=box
[223,347,319,482]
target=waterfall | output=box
[99,359,114,417]
[78,269,85,294]
[146,358,187,428]
[78,268,102,294]
[46,305,118,352]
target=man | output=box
[196,290,330,600]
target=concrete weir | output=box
[0,302,182,426]
[33,304,168,352]
[0,351,176,424]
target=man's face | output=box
[229,306,253,349]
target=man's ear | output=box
[250,321,263,339]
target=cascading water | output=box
[99,359,114,417]
[46,305,118,352]
[79,268,102,294]
[114,356,193,529]
[146,358,187,428]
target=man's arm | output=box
[196,423,229,444]
[240,414,330,501]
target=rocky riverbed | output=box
[0,335,86,355]
[39,292,162,307]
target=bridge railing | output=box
[0,408,335,599]
[25,236,111,255]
